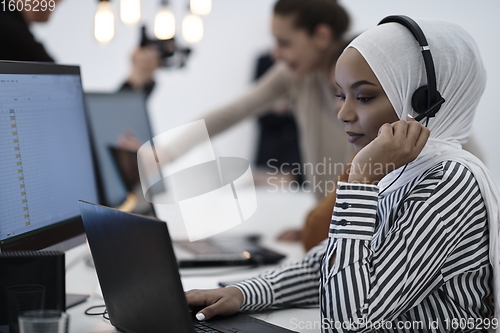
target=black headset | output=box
[375,15,446,196]
[378,15,445,122]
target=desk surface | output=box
[66,188,321,332]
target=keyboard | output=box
[175,236,286,267]
[193,321,225,333]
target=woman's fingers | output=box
[195,302,223,321]
[415,125,431,151]
[117,129,142,151]
[185,289,214,307]
[276,229,302,242]
[405,115,430,149]
[185,289,223,321]
[390,116,429,149]
[392,119,409,138]
[185,287,244,321]
[378,123,393,137]
[406,121,423,146]
[349,116,431,183]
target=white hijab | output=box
[349,19,500,323]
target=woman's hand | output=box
[276,229,302,242]
[348,116,430,184]
[185,287,244,321]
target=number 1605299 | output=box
[1,0,56,12]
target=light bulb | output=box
[182,14,203,44]
[94,1,115,44]
[190,0,211,16]
[154,5,176,40]
[120,0,141,25]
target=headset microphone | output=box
[413,98,445,122]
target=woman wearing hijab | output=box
[186,18,499,331]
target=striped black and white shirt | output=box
[233,161,493,332]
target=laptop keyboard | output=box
[177,240,247,260]
[193,321,225,332]
[178,240,236,254]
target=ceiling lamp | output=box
[155,0,176,40]
[182,13,203,44]
[190,0,211,16]
[120,0,141,25]
[95,0,115,44]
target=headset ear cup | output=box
[412,86,430,114]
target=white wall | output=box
[33,0,500,185]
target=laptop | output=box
[79,201,297,333]
[107,145,286,268]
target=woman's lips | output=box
[346,131,364,143]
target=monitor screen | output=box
[0,61,99,251]
[84,91,154,207]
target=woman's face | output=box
[271,14,332,78]
[335,47,399,152]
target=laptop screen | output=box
[0,68,98,244]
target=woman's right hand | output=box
[185,287,244,321]
[348,116,430,184]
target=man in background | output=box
[0,0,160,94]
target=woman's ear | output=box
[313,24,334,50]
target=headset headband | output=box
[378,15,444,120]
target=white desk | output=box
[65,188,322,332]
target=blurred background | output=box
[32,0,500,185]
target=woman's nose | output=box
[271,47,280,61]
[337,100,356,123]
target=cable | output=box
[378,164,409,197]
[378,117,430,197]
[84,305,109,320]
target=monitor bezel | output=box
[0,60,80,75]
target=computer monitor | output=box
[0,61,99,252]
[84,91,154,208]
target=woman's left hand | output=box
[348,116,430,184]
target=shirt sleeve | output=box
[230,239,327,312]
[322,172,486,332]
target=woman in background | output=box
[123,0,354,250]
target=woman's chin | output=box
[352,142,367,153]
[286,63,306,78]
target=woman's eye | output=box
[277,39,290,47]
[357,97,374,103]
[335,94,346,101]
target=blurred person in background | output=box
[252,52,303,186]
[0,0,160,95]
[122,0,354,251]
